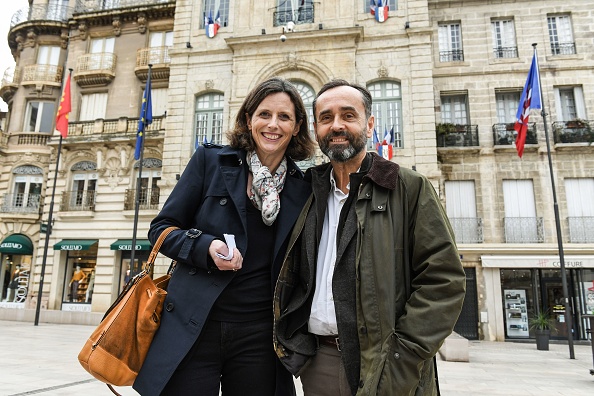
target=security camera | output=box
[286,21,295,32]
[280,34,287,42]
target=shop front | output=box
[110,239,151,291]
[482,255,594,341]
[0,234,33,308]
[53,240,98,312]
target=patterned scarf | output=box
[247,151,288,226]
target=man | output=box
[273,80,466,396]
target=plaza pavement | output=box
[0,320,593,395]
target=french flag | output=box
[370,0,389,23]
[205,10,220,38]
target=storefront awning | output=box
[481,255,594,268]
[0,234,33,255]
[110,239,152,251]
[53,240,98,251]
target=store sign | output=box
[60,244,84,251]
[0,242,22,250]
[116,244,143,251]
[481,255,594,268]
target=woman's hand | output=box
[208,239,243,271]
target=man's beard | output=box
[318,130,367,163]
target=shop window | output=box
[118,250,150,292]
[194,93,224,146]
[61,245,97,306]
[500,269,535,339]
[1,257,31,304]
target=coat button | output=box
[189,267,197,275]
[360,326,367,335]
[377,205,384,210]
[238,159,243,165]
[220,198,228,205]
[366,192,371,198]
[393,352,400,359]
[166,303,174,312]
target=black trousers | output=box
[162,318,277,396]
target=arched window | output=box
[66,161,97,211]
[367,81,403,148]
[195,93,224,147]
[8,166,43,212]
[289,80,316,170]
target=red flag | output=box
[55,73,71,138]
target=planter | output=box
[535,329,550,351]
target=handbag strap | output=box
[144,226,179,273]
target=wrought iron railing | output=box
[493,46,518,58]
[10,4,73,27]
[124,188,160,210]
[273,5,315,27]
[550,42,576,55]
[552,120,593,144]
[60,190,96,211]
[439,50,464,62]
[22,64,63,84]
[449,217,484,243]
[74,0,173,14]
[0,193,41,214]
[504,217,544,243]
[75,53,117,74]
[492,123,537,146]
[436,125,479,147]
[136,46,170,67]
[567,217,594,243]
[67,115,165,138]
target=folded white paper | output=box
[216,234,236,260]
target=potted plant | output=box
[529,310,556,351]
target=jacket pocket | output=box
[375,334,425,396]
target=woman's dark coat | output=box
[133,145,310,396]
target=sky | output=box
[0,0,30,111]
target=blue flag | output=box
[514,51,541,158]
[135,73,153,160]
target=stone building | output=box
[0,0,592,343]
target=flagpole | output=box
[130,64,152,275]
[34,68,72,326]
[534,43,575,359]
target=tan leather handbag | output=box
[78,226,178,391]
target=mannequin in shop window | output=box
[69,265,86,302]
[6,264,21,302]
[85,270,95,303]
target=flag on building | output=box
[370,0,389,23]
[205,10,220,38]
[514,52,541,158]
[373,127,380,153]
[135,73,153,160]
[380,126,393,160]
[55,72,71,138]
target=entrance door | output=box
[454,268,479,340]
[541,279,569,338]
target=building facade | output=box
[0,0,592,342]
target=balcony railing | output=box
[504,217,544,243]
[137,46,170,66]
[14,133,52,146]
[436,124,479,147]
[21,64,63,85]
[553,120,593,144]
[0,193,41,214]
[449,217,484,243]
[67,115,165,139]
[273,5,315,27]
[60,190,96,211]
[493,46,518,58]
[76,53,117,73]
[550,42,576,55]
[124,188,160,210]
[492,123,537,146]
[567,217,594,243]
[439,50,464,62]
[74,0,173,13]
[10,4,73,27]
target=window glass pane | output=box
[203,0,229,28]
[274,0,314,26]
[195,93,224,145]
[367,81,402,148]
[39,102,55,132]
[26,102,40,131]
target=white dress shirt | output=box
[308,170,348,336]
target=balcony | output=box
[21,64,63,87]
[67,115,165,142]
[439,50,464,62]
[550,42,576,55]
[10,4,72,27]
[124,188,160,210]
[553,120,593,144]
[504,217,544,243]
[436,124,479,147]
[135,46,170,82]
[0,193,41,214]
[73,53,117,87]
[567,217,594,243]
[493,46,518,59]
[74,0,173,13]
[273,4,315,27]
[0,67,21,103]
[60,190,96,212]
[5,132,52,147]
[0,131,8,150]
[449,217,484,243]
[493,123,537,146]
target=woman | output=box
[134,77,315,396]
